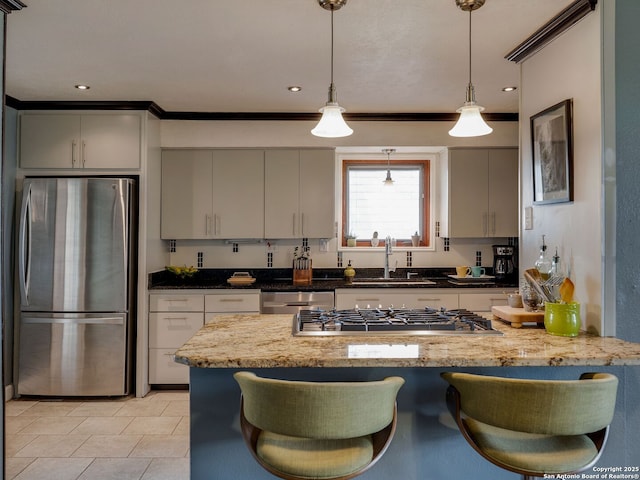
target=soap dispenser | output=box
[344,260,356,284]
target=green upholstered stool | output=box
[441,372,618,480]
[234,372,404,480]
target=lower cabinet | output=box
[204,290,260,323]
[335,289,459,311]
[335,288,517,312]
[148,290,260,385]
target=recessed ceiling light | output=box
[75,84,90,90]
[287,86,302,92]
[502,86,517,92]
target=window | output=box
[342,159,431,247]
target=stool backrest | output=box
[234,372,404,439]
[441,372,618,435]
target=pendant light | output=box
[382,148,395,186]
[449,0,493,137]
[311,0,353,138]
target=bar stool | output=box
[441,372,618,480]
[234,372,404,480]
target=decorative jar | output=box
[544,302,581,337]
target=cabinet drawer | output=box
[149,294,204,312]
[335,290,458,311]
[149,348,189,384]
[149,312,203,348]
[205,292,260,313]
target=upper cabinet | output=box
[444,148,518,238]
[161,149,264,240]
[264,149,335,239]
[19,113,142,169]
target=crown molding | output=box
[505,0,597,64]
[5,97,518,122]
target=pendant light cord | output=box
[468,9,472,87]
[330,9,335,85]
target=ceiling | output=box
[5,0,574,115]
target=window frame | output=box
[341,158,431,248]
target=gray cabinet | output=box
[20,113,141,169]
[264,149,335,238]
[161,149,264,239]
[444,148,518,238]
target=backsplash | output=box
[163,236,507,271]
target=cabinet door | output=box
[212,150,264,238]
[204,291,260,315]
[448,149,489,237]
[299,149,335,238]
[265,150,300,238]
[161,150,213,239]
[20,114,81,169]
[459,291,515,312]
[149,349,189,384]
[80,114,141,169]
[488,149,518,237]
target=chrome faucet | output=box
[384,236,393,279]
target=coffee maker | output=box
[492,245,516,280]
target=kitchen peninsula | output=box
[175,314,640,480]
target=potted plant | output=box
[346,232,357,247]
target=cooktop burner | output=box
[293,307,503,336]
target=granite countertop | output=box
[174,313,640,369]
[149,267,519,291]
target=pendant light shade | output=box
[312,0,353,138]
[449,0,492,138]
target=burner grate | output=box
[295,307,503,336]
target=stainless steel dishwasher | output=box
[261,291,335,314]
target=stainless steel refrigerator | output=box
[17,177,136,396]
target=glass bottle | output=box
[534,235,552,280]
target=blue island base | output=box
[189,366,639,480]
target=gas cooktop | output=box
[293,307,503,336]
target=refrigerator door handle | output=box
[18,183,32,306]
[21,316,125,325]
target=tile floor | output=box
[4,390,190,480]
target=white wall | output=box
[155,121,518,272]
[519,8,604,333]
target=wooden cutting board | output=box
[492,305,544,328]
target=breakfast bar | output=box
[175,314,640,479]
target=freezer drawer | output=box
[17,313,129,396]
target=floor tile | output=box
[140,457,190,480]
[5,415,38,434]
[78,458,152,480]
[14,434,90,458]
[161,400,189,416]
[5,434,39,457]
[129,434,189,458]
[5,401,38,416]
[5,457,35,480]
[115,401,169,417]
[17,402,80,417]
[146,391,188,402]
[19,415,86,435]
[72,434,142,458]
[72,416,134,435]
[172,416,190,435]
[122,416,181,435]
[13,457,93,480]
[67,402,124,417]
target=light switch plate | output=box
[524,206,533,230]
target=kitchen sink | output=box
[351,278,437,286]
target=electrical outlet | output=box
[525,206,533,230]
[319,239,328,252]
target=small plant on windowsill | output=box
[346,232,357,247]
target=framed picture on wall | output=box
[531,99,574,204]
